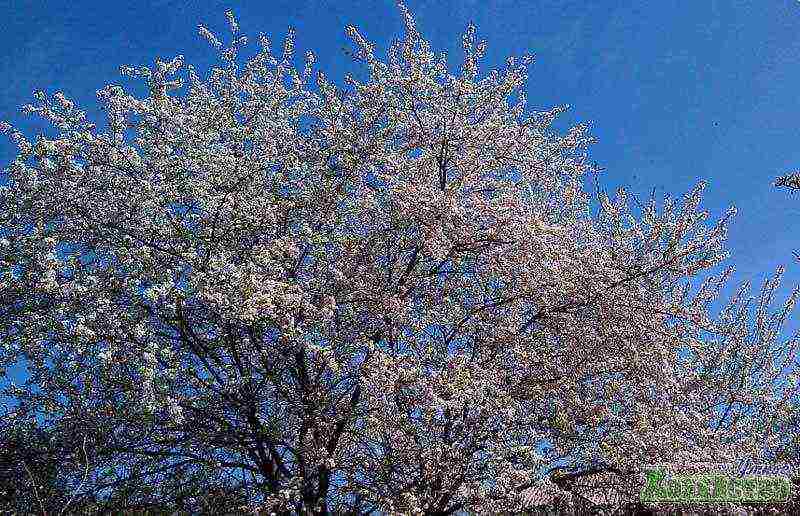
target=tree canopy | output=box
[2,5,800,515]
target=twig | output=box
[21,459,47,516]
[59,435,90,516]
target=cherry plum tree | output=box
[2,4,800,514]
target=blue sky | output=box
[2,0,800,323]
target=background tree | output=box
[2,4,800,514]
[775,172,800,193]
[776,172,800,265]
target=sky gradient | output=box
[2,0,800,323]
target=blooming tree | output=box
[2,5,800,514]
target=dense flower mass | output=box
[2,4,800,514]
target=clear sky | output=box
[2,0,800,323]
